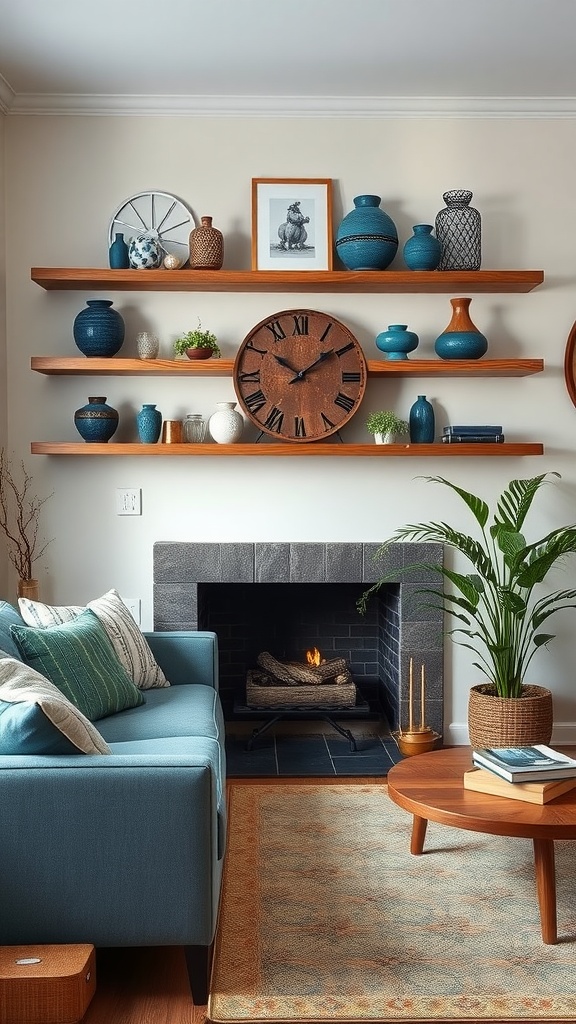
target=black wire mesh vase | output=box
[435,189,481,270]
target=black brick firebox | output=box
[153,542,444,738]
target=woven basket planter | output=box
[468,683,553,749]
[246,672,357,709]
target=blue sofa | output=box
[0,615,226,1006]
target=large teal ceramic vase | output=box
[409,395,435,443]
[375,324,419,360]
[74,396,119,442]
[402,224,441,271]
[137,403,162,443]
[73,299,125,357]
[434,297,488,360]
[335,195,398,270]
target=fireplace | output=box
[153,542,444,737]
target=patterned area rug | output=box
[208,782,576,1023]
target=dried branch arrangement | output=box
[0,449,52,580]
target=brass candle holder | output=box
[393,658,441,756]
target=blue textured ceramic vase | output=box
[375,324,419,360]
[409,395,435,443]
[137,403,162,444]
[434,297,488,360]
[73,299,125,357]
[108,232,130,269]
[74,396,119,442]
[335,195,398,270]
[403,224,441,271]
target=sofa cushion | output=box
[0,601,26,660]
[10,608,145,721]
[18,589,169,690]
[96,683,224,743]
[0,656,111,754]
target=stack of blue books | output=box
[442,424,505,443]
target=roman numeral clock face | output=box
[233,309,368,442]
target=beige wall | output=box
[4,113,576,740]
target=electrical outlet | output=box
[122,598,141,624]
[116,488,142,515]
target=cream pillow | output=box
[0,657,111,755]
[18,589,169,690]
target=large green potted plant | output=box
[358,473,576,748]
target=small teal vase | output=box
[434,297,488,360]
[409,395,435,443]
[403,224,441,271]
[335,195,398,270]
[108,232,130,269]
[375,324,419,361]
[73,299,125,357]
[137,403,162,444]
[74,396,119,443]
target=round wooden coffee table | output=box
[387,745,576,944]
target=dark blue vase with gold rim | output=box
[74,396,119,442]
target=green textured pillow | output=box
[10,608,145,721]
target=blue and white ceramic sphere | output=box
[128,232,162,270]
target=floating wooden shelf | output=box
[30,442,544,458]
[31,357,545,378]
[30,268,545,293]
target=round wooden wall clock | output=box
[564,319,576,409]
[233,309,368,442]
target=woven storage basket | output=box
[468,683,553,749]
[246,671,356,709]
[0,944,95,1024]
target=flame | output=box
[306,647,322,667]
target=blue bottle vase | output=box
[74,396,119,443]
[335,195,398,270]
[137,404,162,444]
[108,232,130,269]
[434,297,488,360]
[375,323,419,361]
[409,395,435,443]
[403,224,441,271]
[73,299,125,357]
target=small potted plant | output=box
[173,321,221,361]
[366,410,408,443]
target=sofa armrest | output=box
[144,630,219,688]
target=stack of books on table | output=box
[442,424,505,444]
[464,744,576,803]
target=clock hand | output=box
[288,349,334,383]
[273,353,301,374]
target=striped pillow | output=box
[18,589,169,690]
[10,608,145,721]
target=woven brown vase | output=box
[468,683,553,749]
[189,215,224,270]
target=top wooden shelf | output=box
[30,268,545,293]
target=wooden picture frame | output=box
[251,178,333,271]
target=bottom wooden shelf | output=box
[31,442,544,457]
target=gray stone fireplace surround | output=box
[153,542,444,738]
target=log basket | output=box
[468,683,553,749]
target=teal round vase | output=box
[434,297,488,360]
[335,195,398,270]
[403,224,441,271]
[74,396,119,442]
[409,395,435,443]
[375,324,419,360]
[108,232,130,269]
[137,403,162,444]
[73,299,125,357]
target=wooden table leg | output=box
[533,838,557,944]
[410,814,428,854]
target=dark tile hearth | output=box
[225,721,403,777]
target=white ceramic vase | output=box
[136,332,160,359]
[208,402,244,444]
[374,431,395,444]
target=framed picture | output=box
[251,178,333,271]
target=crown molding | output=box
[5,92,576,118]
[0,73,15,114]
